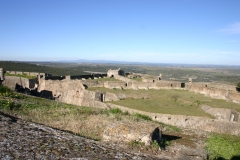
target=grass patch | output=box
[0,86,25,99]
[134,77,142,82]
[88,87,240,116]
[133,113,152,121]
[206,133,240,160]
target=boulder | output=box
[102,121,162,145]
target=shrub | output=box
[134,113,152,121]
[108,108,123,114]
[0,86,24,99]
[237,82,240,88]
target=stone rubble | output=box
[0,113,168,160]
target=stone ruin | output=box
[107,68,125,77]
[0,68,4,81]
[188,77,192,83]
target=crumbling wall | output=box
[0,68,4,80]
[201,105,239,122]
[155,81,183,89]
[2,76,36,90]
[107,68,125,77]
[130,82,153,90]
[114,75,131,82]
[6,71,45,77]
[38,79,108,109]
[105,103,240,136]
[228,92,240,103]
[82,80,104,88]
[187,83,240,103]
[104,81,126,89]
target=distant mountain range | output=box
[2,59,240,68]
[56,59,240,68]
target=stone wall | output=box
[102,80,185,90]
[0,68,4,80]
[107,68,124,77]
[6,71,45,77]
[104,81,126,89]
[105,103,240,136]
[70,74,107,80]
[2,76,36,90]
[201,105,239,122]
[37,79,108,109]
[82,80,104,88]
[186,83,240,103]
[114,75,132,82]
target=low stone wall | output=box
[187,83,240,104]
[2,76,36,90]
[201,105,239,122]
[103,80,185,90]
[6,71,45,77]
[105,103,240,136]
[82,80,104,88]
[228,92,240,103]
[104,81,126,89]
[114,75,132,82]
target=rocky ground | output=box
[0,112,169,160]
[0,112,208,160]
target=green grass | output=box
[5,72,37,79]
[88,87,240,116]
[206,134,240,160]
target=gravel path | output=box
[0,112,167,160]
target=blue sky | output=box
[0,0,240,65]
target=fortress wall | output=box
[2,76,36,90]
[104,81,126,89]
[6,71,45,77]
[155,81,182,89]
[82,80,104,88]
[38,79,109,109]
[28,72,45,77]
[104,92,122,101]
[38,79,85,97]
[106,103,240,136]
[228,92,240,103]
[188,83,240,103]
[201,105,233,121]
[114,75,132,82]
[130,82,152,89]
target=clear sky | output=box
[0,0,240,65]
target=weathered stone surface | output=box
[201,105,239,122]
[102,122,161,145]
[0,112,166,160]
[3,76,36,90]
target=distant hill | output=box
[0,61,87,76]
